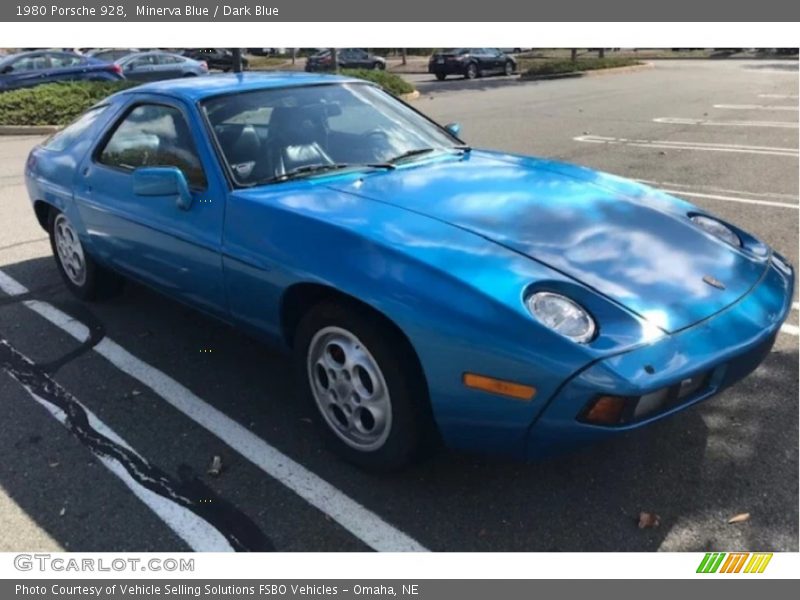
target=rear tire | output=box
[465,62,478,79]
[504,61,515,76]
[435,73,446,81]
[48,208,123,301]
[294,301,436,471]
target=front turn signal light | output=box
[583,395,628,425]
[463,373,536,401]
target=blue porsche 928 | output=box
[25,73,794,470]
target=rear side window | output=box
[98,103,207,189]
[43,105,108,152]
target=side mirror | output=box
[0,65,13,74]
[445,122,462,137]
[133,167,192,210]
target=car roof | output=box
[1,50,80,61]
[0,50,89,67]
[118,50,184,61]
[119,72,367,101]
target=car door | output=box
[44,52,86,83]
[123,55,158,81]
[491,49,508,73]
[152,54,183,80]
[1,54,49,89]
[73,96,228,317]
[477,49,496,73]
[352,49,371,68]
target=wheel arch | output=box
[33,199,53,231]
[280,283,419,362]
[281,281,439,448]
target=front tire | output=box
[464,62,478,79]
[294,301,435,471]
[435,72,446,81]
[504,61,515,76]
[48,209,123,301]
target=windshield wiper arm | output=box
[252,163,351,185]
[276,163,351,181]
[250,162,397,186]
[386,147,437,164]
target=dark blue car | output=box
[23,73,794,470]
[0,50,123,92]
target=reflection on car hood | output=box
[329,150,767,333]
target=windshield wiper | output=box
[251,162,395,186]
[386,147,437,164]
[386,146,471,165]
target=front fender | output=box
[223,177,660,455]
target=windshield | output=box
[201,82,460,186]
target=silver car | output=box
[116,51,209,81]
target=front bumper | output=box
[525,258,794,458]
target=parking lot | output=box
[0,59,797,552]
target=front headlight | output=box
[690,215,741,247]
[526,292,596,343]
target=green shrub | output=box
[521,57,643,78]
[0,81,136,126]
[340,69,415,96]
[0,73,416,127]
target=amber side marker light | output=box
[463,373,536,401]
[583,395,628,425]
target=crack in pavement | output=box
[0,329,274,552]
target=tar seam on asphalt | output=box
[0,331,275,552]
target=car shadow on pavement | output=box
[0,255,797,552]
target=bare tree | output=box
[401,48,407,65]
[331,47,339,72]
[570,48,577,61]
[291,48,296,65]
[231,48,243,73]
[598,48,605,58]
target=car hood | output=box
[329,150,767,333]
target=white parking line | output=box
[573,135,799,158]
[635,179,799,202]
[758,94,799,99]
[781,324,799,336]
[658,189,798,210]
[653,117,798,129]
[713,104,798,111]
[0,268,427,553]
[1,341,235,553]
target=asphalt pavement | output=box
[0,59,797,552]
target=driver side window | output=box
[98,103,207,189]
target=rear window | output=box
[43,105,108,152]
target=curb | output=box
[519,61,654,82]
[399,90,420,102]
[0,125,61,136]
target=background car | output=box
[182,48,248,72]
[0,50,123,91]
[305,48,386,71]
[428,48,517,80]
[116,51,208,81]
[87,48,140,63]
